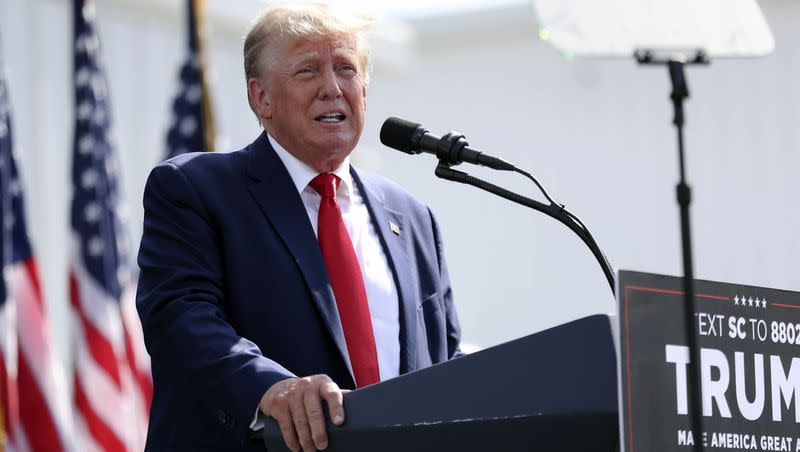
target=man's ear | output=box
[247,78,272,120]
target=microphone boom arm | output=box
[434,162,616,295]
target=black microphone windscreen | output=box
[380,117,422,154]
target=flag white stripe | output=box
[70,234,125,353]
[11,262,78,451]
[70,309,134,446]
[73,410,103,452]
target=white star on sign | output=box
[748,297,754,307]
[734,295,740,305]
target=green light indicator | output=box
[538,28,551,41]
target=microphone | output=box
[379,117,516,171]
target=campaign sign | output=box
[619,271,800,452]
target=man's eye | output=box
[296,68,314,76]
[339,64,356,73]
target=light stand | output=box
[635,48,710,452]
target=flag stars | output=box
[8,179,21,197]
[91,76,107,100]
[105,159,116,178]
[117,267,129,287]
[185,84,202,104]
[84,202,101,223]
[76,67,92,87]
[180,116,198,137]
[87,236,104,257]
[78,134,95,154]
[81,2,97,22]
[81,168,98,189]
[77,101,93,121]
[92,106,107,127]
[75,33,99,56]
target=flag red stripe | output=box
[123,324,153,418]
[69,272,122,388]
[18,351,63,452]
[24,259,44,309]
[74,378,126,452]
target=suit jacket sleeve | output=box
[136,162,295,441]
[430,207,462,360]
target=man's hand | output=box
[260,375,345,452]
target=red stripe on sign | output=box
[18,351,64,452]
[624,285,729,301]
[74,379,126,452]
[69,272,122,388]
[772,303,800,310]
[624,290,634,452]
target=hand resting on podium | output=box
[260,375,348,452]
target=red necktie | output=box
[309,173,380,387]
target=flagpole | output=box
[193,0,216,151]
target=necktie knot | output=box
[309,173,340,199]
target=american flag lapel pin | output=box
[389,221,400,235]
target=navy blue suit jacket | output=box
[136,132,461,450]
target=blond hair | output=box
[243,3,373,120]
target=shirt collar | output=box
[267,133,353,199]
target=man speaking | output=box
[136,4,462,451]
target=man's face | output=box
[254,34,367,172]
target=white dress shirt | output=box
[251,135,402,430]
[268,134,401,381]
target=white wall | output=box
[0,0,797,369]
[366,0,800,346]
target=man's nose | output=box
[317,68,342,99]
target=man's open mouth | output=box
[315,113,346,123]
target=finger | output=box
[304,385,329,450]
[290,380,315,452]
[272,402,301,452]
[320,380,345,425]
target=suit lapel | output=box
[245,132,354,385]
[351,168,419,374]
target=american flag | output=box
[1,48,76,452]
[166,0,215,158]
[69,1,151,450]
